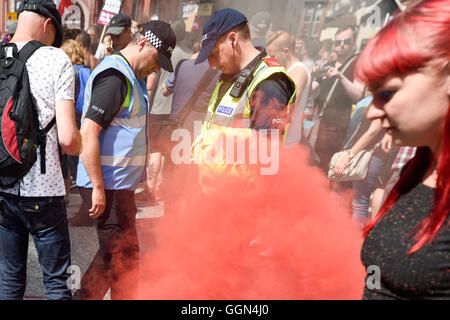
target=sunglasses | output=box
[334,38,353,46]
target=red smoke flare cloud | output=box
[137,145,365,299]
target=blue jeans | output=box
[352,155,384,227]
[0,193,72,300]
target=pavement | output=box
[23,186,164,300]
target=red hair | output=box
[356,0,450,254]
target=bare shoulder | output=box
[288,63,309,81]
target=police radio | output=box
[230,68,253,98]
[229,52,264,98]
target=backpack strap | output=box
[18,41,51,175]
[175,66,219,127]
[174,58,187,82]
[17,40,44,62]
[38,116,56,174]
[318,54,358,117]
[74,66,81,104]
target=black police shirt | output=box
[84,52,129,128]
[250,73,295,131]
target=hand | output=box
[105,45,113,54]
[89,187,106,219]
[333,152,351,177]
[380,133,393,153]
[145,177,155,196]
[325,66,342,79]
[104,37,113,54]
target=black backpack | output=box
[0,41,55,188]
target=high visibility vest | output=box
[77,55,150,191]
[192,56,296,196]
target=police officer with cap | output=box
[74,20,176,300]
[193,8,296,197]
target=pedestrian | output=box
[86,24,101,60]
[60,39,92,205]
[144,19,193,204]
[356,0,450,299]
[76,31,100,70]
[266,30,311,146]
[105,13,132,51]
[192,8,296,198]
[0,0,81,300]
[248,11,272,51]
[162,52,220,138]
[5,20,18,43]
[160,51,220,215]
[331,99,397,229]
[74,20,176,300]
[312,25,365,174]
[95,13,132,61]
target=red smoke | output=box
[137,145,365,299]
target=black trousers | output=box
[74,188,139,300]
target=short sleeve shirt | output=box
[83,68,128,128]
[0,44,75,197]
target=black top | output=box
[84,52,129,128]
[250,73,294,130]
[316,55,358,128]
[361,182,450,299]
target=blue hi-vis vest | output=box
[76,55,149,191]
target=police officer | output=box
[75,21,176,299]
[193,8,296,197]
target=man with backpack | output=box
[0,0,81,300]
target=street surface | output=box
[24,186,163,300]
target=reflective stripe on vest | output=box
[100,155,147,167]
[76,55,149,191]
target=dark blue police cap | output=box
[195,8,247,65]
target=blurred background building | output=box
[2,0,406,50]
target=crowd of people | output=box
[0,0,448,300]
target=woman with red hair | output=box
[356,0,450,299]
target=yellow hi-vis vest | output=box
[192,56,296,196]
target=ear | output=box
[42,18,55,45]
[137,37,147,52]
[228,32,237,47]
[43,18,53,33]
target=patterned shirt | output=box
[392,147,417,170]
[0,44,75,197]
